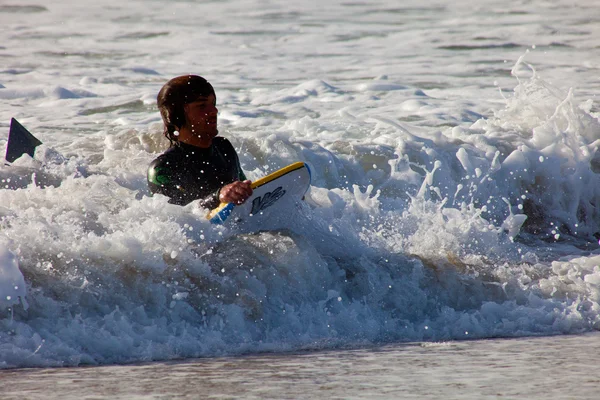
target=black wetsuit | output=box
[147,137,246,208]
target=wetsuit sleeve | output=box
[198,190,221,210]
[147,156,221,208]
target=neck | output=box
[176,127,213,148]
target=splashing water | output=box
[2,0,600,369]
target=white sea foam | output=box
[0,240,27,310]
[1,0,600,368]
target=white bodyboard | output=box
[207,162,311,225]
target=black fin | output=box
[5,118,43,163]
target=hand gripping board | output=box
[207,162,311,225]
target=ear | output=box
[166,108,186,131]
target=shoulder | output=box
[213,136,232,148]
[147,147,180,183]
[150,146,182,167]
[212,137,237,155]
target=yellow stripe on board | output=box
[206,202,228,219]
[250,161,306,190]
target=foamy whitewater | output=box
[1,0,600,368]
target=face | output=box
[182,93,218,141]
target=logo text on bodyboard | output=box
[250,186,286,215]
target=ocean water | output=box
[1,0,600,397]
[2,332,600,400]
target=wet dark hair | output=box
[157,75,216,145]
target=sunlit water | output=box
[1,0,600,396]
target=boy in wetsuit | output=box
[147,75,252,208]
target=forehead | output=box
[186,93,216,104]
